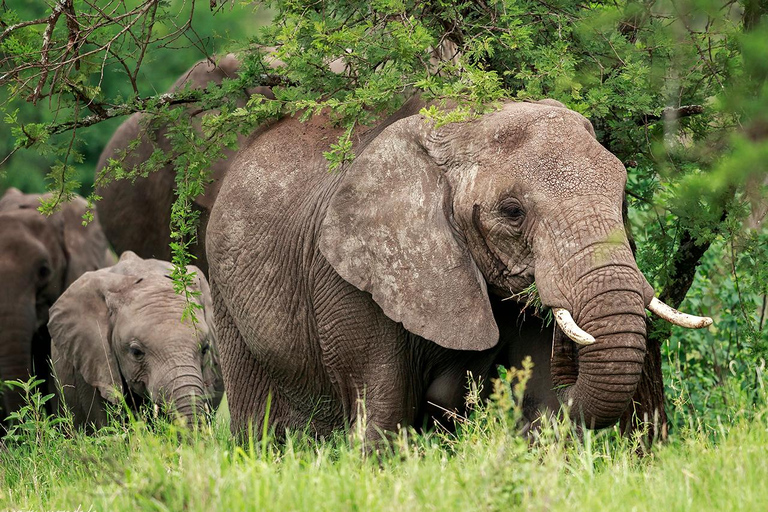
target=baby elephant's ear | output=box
[186,265,216,338]
[48,271,136,402]
[186,265,224,407]
[319,116,498,351]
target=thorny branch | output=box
[15,72,291,144]
[0,0,205,107]
[641,104,705,124]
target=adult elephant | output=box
[0,188,114,426]
[95,54,271,274]
[207,97,712,438]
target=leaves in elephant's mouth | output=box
[504,282,553,326]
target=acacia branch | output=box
[29,0,68,103]
[43,91,199,136]
[36,73,291,138]
[0,17,54,42]
[641,104,705,124]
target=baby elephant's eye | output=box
[128,345,145,359]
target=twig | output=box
[29,0,68,103]
[35,73,290,138]
[642,105,705,124]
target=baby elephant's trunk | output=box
[156,369,208,426]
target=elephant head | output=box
[320,99,710,429]
[0,188,113,421]
[48,251,223,428]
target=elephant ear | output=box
[187,265,216,340]
[48,270,137,403]
[319,116,498,351]
[187,264,224,406]
[52,196,116,287]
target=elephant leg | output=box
[31,329,54,415]
[213,288,302,440]
[315,283,423,441]
[346,361,422,443]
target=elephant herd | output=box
[0,55,713,439]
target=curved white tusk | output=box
[552,308,596,345]
[647,297,713,329]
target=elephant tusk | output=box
[647,297,713,329]
[552,308,596,345]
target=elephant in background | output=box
[48,251,224,429]
[0,188,114,427]
[207,97,711,439]
[95,54,273,274]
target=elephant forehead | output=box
[0,212,53,254]
[115,305,209,344]
[121,283,207,324]
[464,104,626,200]
[515,145,626,200]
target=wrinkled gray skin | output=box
[0,188,114,427]
[208,97,656,439]
[95,54,272,274]
[48,251,224,429]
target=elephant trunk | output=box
[0,301,37,417]
[154,366,207,425]
[549,270,647,428]
[535,206,650,429]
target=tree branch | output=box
[35,73,291,139]
[0,16,57,42]
[29,0,68,103]
[641,104,705,124]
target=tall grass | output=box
[1,361,766,511]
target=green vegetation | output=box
[1,364,767,511]
[2,0,765,362]
[0,1,270,194]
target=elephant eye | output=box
[37,262,51,283]
[129,344,145,359]
[499,198,526,225]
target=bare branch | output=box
[36,73,291,138]
[641,105,705,124]
[0,17,54,42]
[29,0,68,103]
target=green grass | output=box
[1,369,767,511]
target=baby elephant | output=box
[48,251,224,429]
